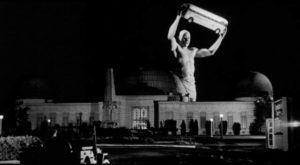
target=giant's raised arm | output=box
[195,28,227,58]
[167,14,181,52]
[208,28,227,55]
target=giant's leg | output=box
[170,72,188,99]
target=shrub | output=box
[164,119,177,135]
[0,136,42,161]
[218,120,228,135]
[205,120,212,136]
[249,122,265,135]
[232,122,241,135]
[188,119,194,135]
[194,120,199,135]
[180,120,186,136]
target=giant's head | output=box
[178,29,191,47]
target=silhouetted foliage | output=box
[158,121,165,135]
[218,120,228,135]
[41,129,74,165]
[205,120,212,136]
[164,119,177,135]
[1,136,43,162]
[188,119,194,135]
[15,106,32,135]
[194,120,199,135]
[2,103,32,136]
[180,120,186,135]
[232,122,241,135]
[249,122,265,135]
[146,120,151,129]
[80,122,91,138]
[38,120,50,138]
[252,96,272,135]
[189,119,199,135]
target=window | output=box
[36,113,44,128]
[132,106,149,129]
[187,112,193,124]
[89,112,95,125]
[165,111,174,120]
[76,112,82,126]
[213,112,220,129]
[241,112,247,129]
[227,112,233,128]
[62,112,69,127]
[200,112,206,129]
[103,102,117,121]
[104,108,112,121]
[49,113,57,126]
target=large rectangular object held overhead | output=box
[181,3,228,35]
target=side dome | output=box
[235,71,273,101]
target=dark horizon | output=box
[1,1,300,108]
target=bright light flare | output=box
[288,121,300,127]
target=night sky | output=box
[1,0,300,111]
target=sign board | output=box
[80,146,102,164]
[266,97,289,151]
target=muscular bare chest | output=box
[176,48,195,65]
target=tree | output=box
[194,120,199,135]
[1,101,31,135]
[15,106,32,135]
[189,119,194,135]
[218,120,228,135]
[205,120,212,136]
[252,93,272,134]
[159,121,165,135]
[180,120,186,136]
[146,120,151,130]
[232,122,241,135]
[249,122,259,135]
[171,120,177,135]
[164,119,177,135]
[159,121,164,129]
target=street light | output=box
[269,96,275,149]
[210,118,213,138]
[220,114,224,139]
[0,115,4,136]
[47,119,51,127]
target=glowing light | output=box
[288,121,300,127]
[210,118,213,122]
[0,115,3,120]
[220,114,223,118]
[47,119,51,123]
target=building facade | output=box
[19,68,272,135]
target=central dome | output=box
[116,68,176,95]
[235,71,273,101]
[20,77,51,99]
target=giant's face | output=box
[180,31,191,47]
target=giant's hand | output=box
[220,27,227,37]
[177,3,189,16]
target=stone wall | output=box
[26,102,103,130]
[157,101,255,135]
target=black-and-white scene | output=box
[1,0,300,164]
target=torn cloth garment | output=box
[172,73,196,102]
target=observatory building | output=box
[18,68,274,135]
